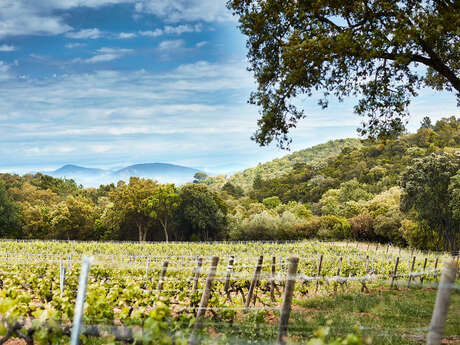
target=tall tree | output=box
[0,181,21,238]
[50,195,96,240]
[227,0,460,147]
[400,152,460,251]
[109,177,158,241]
[179,184,228,241]
[147,184,181,242]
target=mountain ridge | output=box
[44,162,202,187]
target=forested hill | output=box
[247,117,460,204]
[206,138,362,190]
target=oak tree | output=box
[228,0,460,147]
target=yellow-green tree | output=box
[109,177,158,241]
[147,184,181,242]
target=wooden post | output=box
[223,256,234,295]
[245,255,263,310]
[426,259,458,345]
[189,256,219,345]
[434,258,439,281]
[145,257,150,277]
[192,257,203,293]
[70,256,92,345]
[276,257,299,345]
[270,256,276,301]
[391,257,400,288]
[421,257,428,284]
[59,260,66,296]
[315,255,323,293]
[361,255,370,293]
[157,260,169,294]
[334,256,342,293]
[407,256,416,288]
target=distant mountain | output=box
[46,163,202,187]
[52,164,108,176]
[116,163,199,178]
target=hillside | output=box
[207,138,362,190]
[248,116,460,204]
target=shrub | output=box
[317,215,351,240]
[348,212,374,240]
[373,206,405,245]
[400,219,439,250]
[262,196,282,209]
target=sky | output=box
[0,0,459,176]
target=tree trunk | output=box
[159,218,168,242]
[137,224,143,242]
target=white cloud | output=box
[158,39,185,50]
[66,28,103,39]
[65,43,87,48]
[0,1,72,38]
[139,29,163,38]
[38,0,134,9]
[91,144,112,153]
[75,47,133,63]
[0,61,13,81]
[1,57,458,174]
[118,32,137,39]
[134,0,233,23]
[195,41,208,48]
[139,24,202,39]
[163,24,202,35]
[0,1,232,39]
[0,45,16,52]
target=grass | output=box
[288,284,460,344]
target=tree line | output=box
[1,116,460,251]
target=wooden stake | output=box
[189,256,219,345]
[276,256,299,345]
[434,258,439,281]
[315,255,323,293]
[334,257,343,293]
[426,259,458,345]
[407,256,416,288]
[157,260,169,294]
[270,256,276,302]
[391,257,400,289]
[223,256,234,295]
[191,257,203,294]
[245,255,263,310]
[361,255,370,293]
[59,260,66,296]
[421,257,428,284]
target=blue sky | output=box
[0,0,458,176]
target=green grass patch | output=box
[290,285,460,344]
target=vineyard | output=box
[0,240,458,345]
